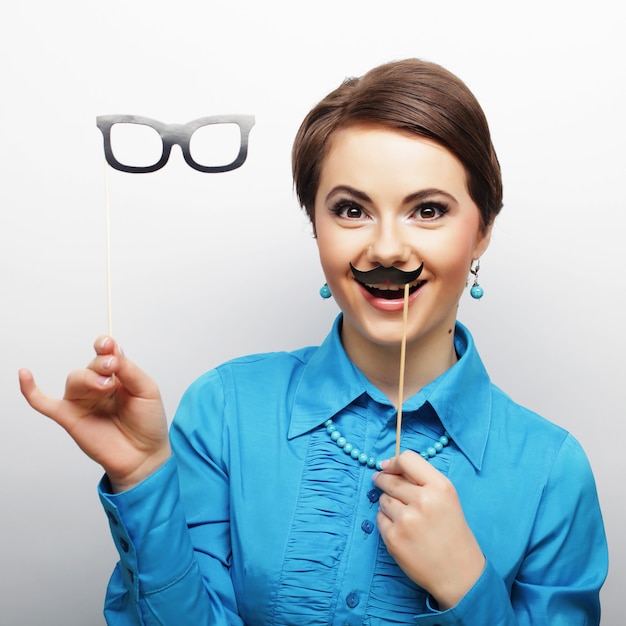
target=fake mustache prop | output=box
[349,262,424,285]
[348,262,424,458]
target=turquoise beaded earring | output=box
[469,260,484,300]
[320,283,332,299]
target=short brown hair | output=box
[292,59,502,231]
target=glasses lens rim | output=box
[96,114,255,173]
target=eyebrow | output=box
[325,185,458,205]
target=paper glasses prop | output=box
[96,114,255,173]
[97,113,255,335]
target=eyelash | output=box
[329,199,365,219]
[329,199,450,221]
[414,202,450,220]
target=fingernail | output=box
[103,356,114,370]
[380,459,390,470]
[98,337,110,350]
[98,375,113,387]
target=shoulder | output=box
[486,383,598,486]
[171,345,320,444]
[489,383,568,441]
[181,345,319,400]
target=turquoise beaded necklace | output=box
[324,418,451,470]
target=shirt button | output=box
[346,590,360,608]
[367,488,381,503]
[361,520,374,534]
[106,510,118,525]
[119,538,129,553]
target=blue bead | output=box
[323,418,451,474]
[320,284,332,299]
[470,284,484,299]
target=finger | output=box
[93,336,117,356]
[374,470,421,506]
[88,336,123,375]
[88,338,158,399]
[381,450,439,485]
[378,492,404,520]
[109,349,161,400]
[63,367,116,402]
[18,369,63,420]
[376,507,394,540]
[87,352,120,377]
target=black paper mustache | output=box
[349,262,424,285]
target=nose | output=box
[366,219,411,267]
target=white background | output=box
[1,1,624,624]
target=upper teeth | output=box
[365,280,420,291]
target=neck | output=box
[341,322,458,407]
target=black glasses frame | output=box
[96,114,255,173]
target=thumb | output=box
[18,368,62,419]
[108,348,161,400]
[381,450,435,484]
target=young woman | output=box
[19,59,607,625]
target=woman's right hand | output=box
[18,337,171,493]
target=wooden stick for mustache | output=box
[104,160,113,337]
[395,282,410,457]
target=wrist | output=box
[432,552,485,610]
[108,446,172,493]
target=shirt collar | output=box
[289,315,367,438]
[289,315,491,470]
[416,322,492,470]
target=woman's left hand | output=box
[373,450,485,610]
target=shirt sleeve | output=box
[99,369,243,625]
[413,433,607,626]
[509,433,607,625]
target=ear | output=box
[472,221,493,260]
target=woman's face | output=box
[314,125,492,354]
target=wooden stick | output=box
[395,282,410,457]
[104,160,113,337]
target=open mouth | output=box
[349,262,426,300]
[360,279,426,300]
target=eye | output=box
[414,202,449,220]
[330,199,366,219]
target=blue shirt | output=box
[100,316,607,625]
